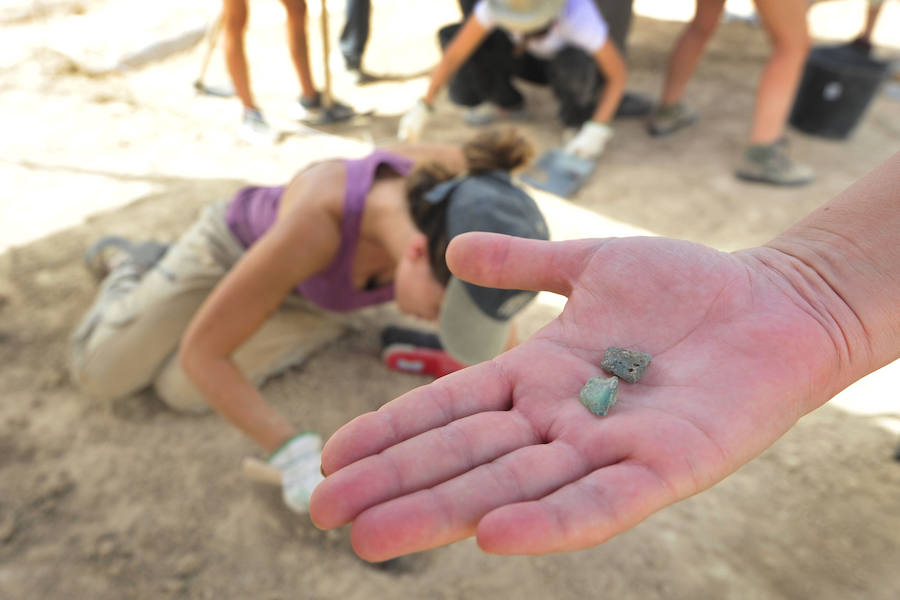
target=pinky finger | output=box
[475,461,678,555]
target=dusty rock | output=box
[601,346,652,384]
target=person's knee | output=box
[69,351,142,402]
[552,47,596,79]
[688,6,722,40]
[223,2,249,34]
[152,364,211,415]
[223,14,247,36]
[280,0,308,18]
[770,30,810,60]
[550,47,600,103]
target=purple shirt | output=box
[225,150,415,312]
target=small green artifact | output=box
[579,376,619,416]
[601,347,652,384]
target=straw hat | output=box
[486,0,567,33]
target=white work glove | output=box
[398,99,432,142]
[267,432,324,513]
[564,121,613,159]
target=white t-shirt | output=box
[473,0,609,59]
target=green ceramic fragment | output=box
[601,347,652,384]
[579,376,619,416]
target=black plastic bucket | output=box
[789,44,889,140]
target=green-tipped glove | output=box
[268,432,324,513]
[398,98,432,142]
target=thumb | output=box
[446,233,598,297]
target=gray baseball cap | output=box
[424,171,549,365]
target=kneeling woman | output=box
[69,128,549,511]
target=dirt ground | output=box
[1,1,899,599]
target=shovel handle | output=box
[242,457,282,486]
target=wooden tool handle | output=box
[196,11,223,83]
[242,457,282,486]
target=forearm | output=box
[183,354,296,452]
[424,55,462,106]
[762,151,900,394]
[591,42,627,124]
[424,17,486,106]
[591,74,624,124]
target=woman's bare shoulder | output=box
[280,159,347,217]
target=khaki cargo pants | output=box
[68,199,353,413]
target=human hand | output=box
[268,432,324,513]
[310,232,842,561]
[397,99,432,142]
[564,121,613,159]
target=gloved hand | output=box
[398,99,432,142]
[267,432,324,513]
[564,121,613,160]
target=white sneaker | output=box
[239,108,280,144]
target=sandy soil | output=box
[1,1,899,599]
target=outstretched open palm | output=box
[310,233,838,561]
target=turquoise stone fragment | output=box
[601,347,652,384]
[579,376,619,416]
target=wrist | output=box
[735,245,860,418]
[419,98,434,112]
[586,120,612,133]
[751,233,891,402]
[268,431,322,465]
[772,155,900,383]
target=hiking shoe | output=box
[239,107,280,145]
[615,91,653,118]
[463,102,527,126]
[290,92,323,121]
[646,102,697,136]
[83,236,169,281]
[318,101,355,124]
[291,93,355,124]
[735,139,814,186]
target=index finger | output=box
[319,359,513,475]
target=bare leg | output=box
[280,0,317,99]
[658,0,726,107]
[223,0,255,110]
[859,2,884,43]
[748,0,809,145]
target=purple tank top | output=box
[225,150,415,312]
